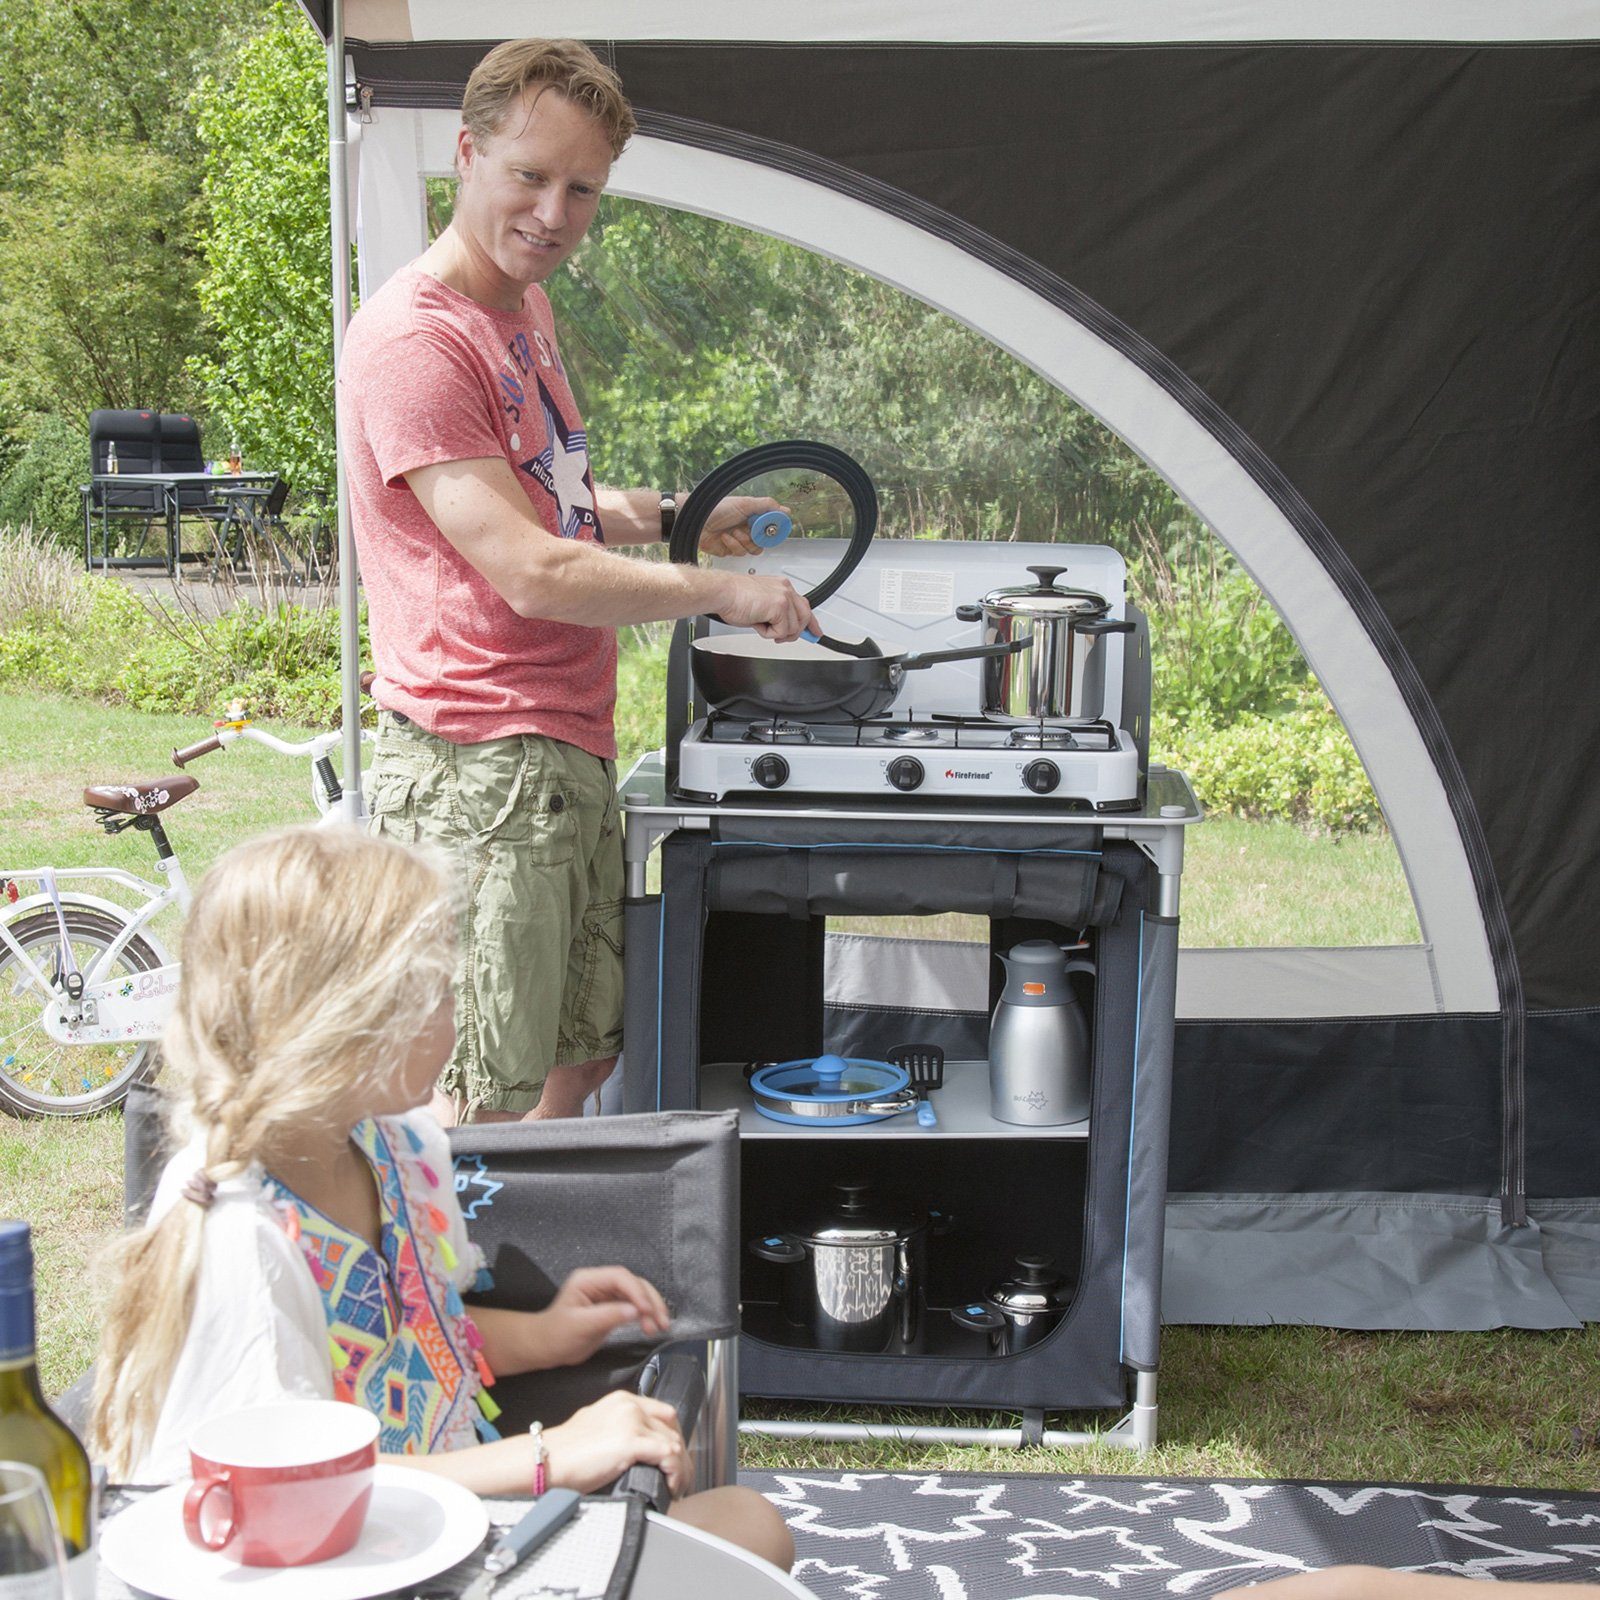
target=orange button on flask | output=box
[1022,982,1047,996]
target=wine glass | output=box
[0,1461,67,1597]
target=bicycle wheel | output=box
[0,906,164,1117]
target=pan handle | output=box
[901,637,1033,671]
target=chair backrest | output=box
[120,1092,741,1433]
[88,409,162,511]
[448,1112,740,1429]
[263,477,290,517]
[158,414,214,508]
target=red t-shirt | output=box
[338,266,617,755]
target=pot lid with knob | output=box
[976,564,1112,619]
[985,1253,1074,1316]
[793,1177,925,1247]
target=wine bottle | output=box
[0,1223,95,1598]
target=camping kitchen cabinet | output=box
[620,758,1200,1448]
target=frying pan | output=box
[689,633,1032,722]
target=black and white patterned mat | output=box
[742,1472,1600,1599]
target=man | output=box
[339,38,814,1122]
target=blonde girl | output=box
[88,825,789,1568]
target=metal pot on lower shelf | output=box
[750,1178,938,1353]
[951,1254,1074,1354]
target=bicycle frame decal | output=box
[42,963,181,1045]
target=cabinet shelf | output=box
[700,1058,1090,1141]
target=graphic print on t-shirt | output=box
[520,376,598,540]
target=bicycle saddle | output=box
[83,776,199,816]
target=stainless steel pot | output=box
[957,565,1134,723]
[951,1253,1074,1354]
[749,1178,930,1353]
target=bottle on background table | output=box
[227,440,242,475]
[0,1223,95,1597]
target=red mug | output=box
[182,1401,380,1566]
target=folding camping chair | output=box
[81,410,164,570]
[212,476,301,580]
[106,1087,741,1506]
[156,413,231,564]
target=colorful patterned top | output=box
[263,1116,499,1455]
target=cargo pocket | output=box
[523,783,580,866]
[365,768,420,844]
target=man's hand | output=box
[531,1266,671,1369]
[697,495,786,558]
[714,573,816,641]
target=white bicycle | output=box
[0,716,367,1117]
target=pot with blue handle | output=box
[747,1054,918,1125]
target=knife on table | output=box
[459,1487,582,1600]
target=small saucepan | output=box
[690,634,1031,722]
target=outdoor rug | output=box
[742,1472,1600,1599]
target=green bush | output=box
[1155,685,1382,833]
[0,415,89,549]
[1134,544,1309,724]
[0,566,356,724]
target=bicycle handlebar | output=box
[172,735,225,767]
[172,724,366,770]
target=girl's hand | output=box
[545,1390,690,1496]
[537,1266,671,1367]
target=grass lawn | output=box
[3,687,1595,1490]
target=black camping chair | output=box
[214,476,305,581]
[75,1088,740,1509]
[81,410,163,570]
[156,413,231,563]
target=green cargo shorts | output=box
[366,712,624,1114]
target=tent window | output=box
[420,183,1419,952]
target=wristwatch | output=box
[658,491,678,543]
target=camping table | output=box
[87,472,276,576]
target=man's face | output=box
[455,88,612,290]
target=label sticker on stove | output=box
[878,567,956,616]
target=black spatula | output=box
[888,1043,945,1128]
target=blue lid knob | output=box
[750,510,792,549]
[812,1053,848,1080]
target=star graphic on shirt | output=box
[520,377,598,540]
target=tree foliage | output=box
[0,0,264,191]
[0,138,202,415]
[190,4,334,493]
[551,197,1200,550]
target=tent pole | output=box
[326,0,363,821]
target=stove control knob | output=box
[1022,759,1061,795]
[751,753,789,790]
[886,756,925,792]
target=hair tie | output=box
[182,1170,218,1209]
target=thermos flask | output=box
[988,940,1095,1126]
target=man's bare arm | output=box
[405,458,812,635]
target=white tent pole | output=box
[326,0,363,820]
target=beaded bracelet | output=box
[529,1420,548,1497]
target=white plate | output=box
[101,1462,489,1599]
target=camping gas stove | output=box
[668,539,1150,809]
